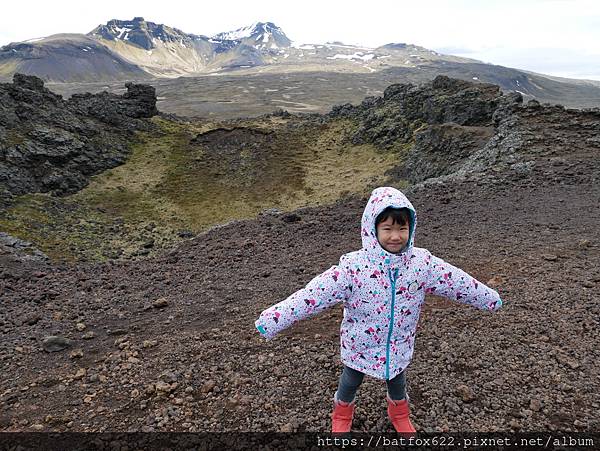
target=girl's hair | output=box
[375,207,411,228]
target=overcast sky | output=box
[2,0,599,80]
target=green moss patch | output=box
[1,116,408,261]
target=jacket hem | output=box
[341,358,409,381]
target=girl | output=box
[255,186,502,433]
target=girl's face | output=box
[376,217,410,254]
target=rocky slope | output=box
[0,73,158,198]
[328,75,504,151]
[0,77,598,433]
[0,34,150,82]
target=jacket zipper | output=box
[385,267,399,380]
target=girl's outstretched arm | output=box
[424,252,502,312]
[255,256,353,340]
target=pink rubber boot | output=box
[387,394,416,435]
[332,392,355,433]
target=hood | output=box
[361,186,417,268]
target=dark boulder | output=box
[0,74,158,197]
[328,75,505,149]
[390,123,495,183]
[13,73,49,93]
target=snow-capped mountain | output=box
[88,17,210,51]
[86,17,214,77]
[211,22,292,50]
[0,18,486,81]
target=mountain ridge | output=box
[0,18,500,81]
[2,18,600,109]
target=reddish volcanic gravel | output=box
[1,106,600,433]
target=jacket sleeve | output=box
[255,256,353,340]
[424,252,502,312]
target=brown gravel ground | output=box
[1,121,599,433]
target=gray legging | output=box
[336,365,406,403]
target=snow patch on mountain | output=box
[114,26,132,40]
[213,21,260,40]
